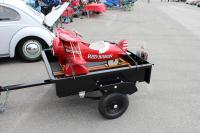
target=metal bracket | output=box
[0,88,10,113]
[99,82,137,95]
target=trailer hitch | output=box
[0,80,52,113]
[0,86,10,113]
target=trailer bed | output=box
[42,49,153,97]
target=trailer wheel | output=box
[98,93,129,119]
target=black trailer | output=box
[0,49,153,119]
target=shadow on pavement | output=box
[0,56,21,64]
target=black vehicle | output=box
[0,49,153,119]
[197,1,200,7]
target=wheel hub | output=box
[113,104,118,109]
[26,43,39,55]
[22,40,42,59]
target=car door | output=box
[0,5,21,56]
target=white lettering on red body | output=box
[87,54,112,59]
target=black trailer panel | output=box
[42,49,153,97]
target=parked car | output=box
[196,1,200,6]
[191,0,200,4]
[186,0,193,4]
[186,0,200,4]
[0,0,69,61]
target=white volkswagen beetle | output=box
[0,0,69,61]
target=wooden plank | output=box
[54,71,64,77]
[53,58,131,77]
[119,58,132,68]
[88,62,129,71]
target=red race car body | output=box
[53,28,128,76]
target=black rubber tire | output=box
[17,37,44,62]
[98,93,129,119]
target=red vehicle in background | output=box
[62,0,106,18]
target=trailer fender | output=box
[99,82,137,95]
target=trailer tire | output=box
[98,93,129,119]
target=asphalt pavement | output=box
[0,1,200,133]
